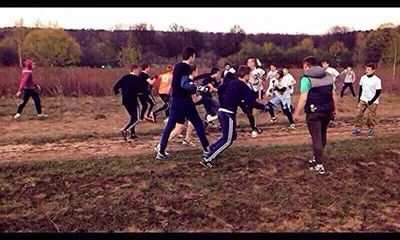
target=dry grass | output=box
[0,135,399,232]
[1,66,399,97]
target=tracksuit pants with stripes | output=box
[204,109,237,163]
[123,103,140,135]
[138,93,156,120]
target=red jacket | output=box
[19,70,37,91]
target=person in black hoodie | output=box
[200,65,260,168]
[293,56,338,175]
[113,65,141,141]
[155,46,210,160]
[137,64,157,122]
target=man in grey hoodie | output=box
[293,56,338,175]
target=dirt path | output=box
[2,117,400,165]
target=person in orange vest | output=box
[151,65,173,123]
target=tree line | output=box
[0,20,399,76]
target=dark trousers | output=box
[17,88,42,114]
[340,82,356,97]
[153,94,170,118]
[265,102,276,118]
[196,96,219,116]
[122,103,140,135]
[205,111,237,162]
[239,102,256,131]
[159,98,209,153]
[138,94,155,120]
[280,102,295,125]
[306,112,332,164]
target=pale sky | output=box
[0,8,399,35]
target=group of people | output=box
[13,48,382,175]
[113,46,383,174]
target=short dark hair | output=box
[130,65,138,72]
[276,69,284,79]
[365,63,376,70]
[183,46,196,60]
[321,59,329,64]
[303,56,317,67]
[189,65,197,75]
[237,65,251,78]
[141,64,149,70]
[224,62,231,67]
[210,67,219,75]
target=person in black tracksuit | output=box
[196,67,221,123]
[113,65,141,141]
[218,68,265,132]
[137,64,157,121]
[155,47,210,160]
[200,65,261,168]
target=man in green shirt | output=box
[293,56,338,175]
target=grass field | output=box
[1,85,400,231]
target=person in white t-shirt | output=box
[283,67,296,113]
[283,67,296,95]
[322,60,339,127]
[352,63,382,137]
[266,64,277,83]
[264,70,295,129]
[248,58,266,100]
[322,60,340,82]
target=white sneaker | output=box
[269,117,277,123]
[251,131,258,138]
[289,124,296,129]
[312,164,326,175]
[206,114,218,123]
[154,144,169,156]
[38,114,48,118]
[14,113,21,119]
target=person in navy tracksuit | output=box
[113,65,141,141]
[155,46,210,160]
[200,65,263,168]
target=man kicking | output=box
[155,46,210,160]
[200,65,259,168]
[113,65,141,140]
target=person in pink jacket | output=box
[14,59,48,119]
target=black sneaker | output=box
[120,130,128,142]
[200,158,214,168]
[255,127,262,134]
[203,147,210,158]
[130,134,138,139]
